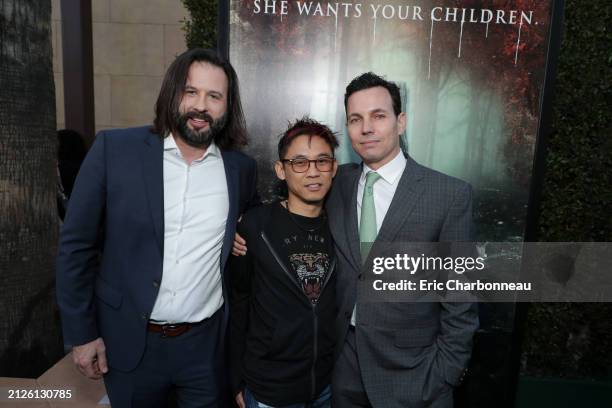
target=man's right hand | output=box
[232,232,248,256]
[72,337,108,379]
[235,391,246,408]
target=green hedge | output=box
[181,0,217,49]
[522,0,612,380]
[539,0,612,242]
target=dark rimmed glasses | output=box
[280,157,335,173]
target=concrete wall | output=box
[52,0,189,134]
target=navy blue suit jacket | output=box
[56,126,259,372]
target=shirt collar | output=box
[361,150,406,185]
[164,133,220,161]
[163,133,179,151]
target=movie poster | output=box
[230,0,552,238]
[229,0,558,403]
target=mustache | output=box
[184,111,214,122]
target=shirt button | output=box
[153,280,159,288]
[141,314,147,320]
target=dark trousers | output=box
[331,328,372,408]
[103,308,224,408]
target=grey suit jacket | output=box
[327,155,478,408]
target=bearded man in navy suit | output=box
[56,48,259,407]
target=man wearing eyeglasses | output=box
[229,118,339,408]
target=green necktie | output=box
[359,171,382,261]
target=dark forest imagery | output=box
[230,0,552,244]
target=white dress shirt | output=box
[356,150,407,233]
[352,150,407,325]
[150,135,229,323]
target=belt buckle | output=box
[161,324,178,338]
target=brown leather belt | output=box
[147,308,222,337]
[147,321,200,337]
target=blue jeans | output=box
[244,385,331,408]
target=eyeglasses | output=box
[280,157,335,173]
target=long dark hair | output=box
[152,48,248,150]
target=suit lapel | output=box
[141,132,164,255]
[220,150,239,270]
[376,156,424,243]
[343,166,363,271]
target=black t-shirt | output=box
[268,202,332,304]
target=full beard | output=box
[175,110,227,149]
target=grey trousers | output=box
[332,328,372,408]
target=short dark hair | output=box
[344,72,402,116]
[152,48,247,150]
[277,117,339,159]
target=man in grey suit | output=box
[328,72,478,408]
